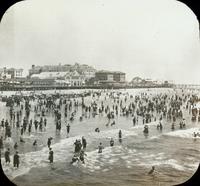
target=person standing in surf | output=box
[119,130,122,140]
[66,123,70,137]
[48,148,54,163]
[98,142,104,153]
[14,142,18,150]
[82,136,87,149]
[47,137,53,148]
[110,138,114,146]
[79,150,87,164]
[0,136,3,149]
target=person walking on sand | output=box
[13,151,20,168]
[5,148,10,164]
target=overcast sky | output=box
[0,0,199,83]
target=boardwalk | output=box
[174,84,200,90]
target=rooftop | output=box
[96,70,125,74]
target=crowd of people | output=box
[0,89,200,171]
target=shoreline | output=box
[0,85,173,91]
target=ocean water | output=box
[0,88,200,186]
